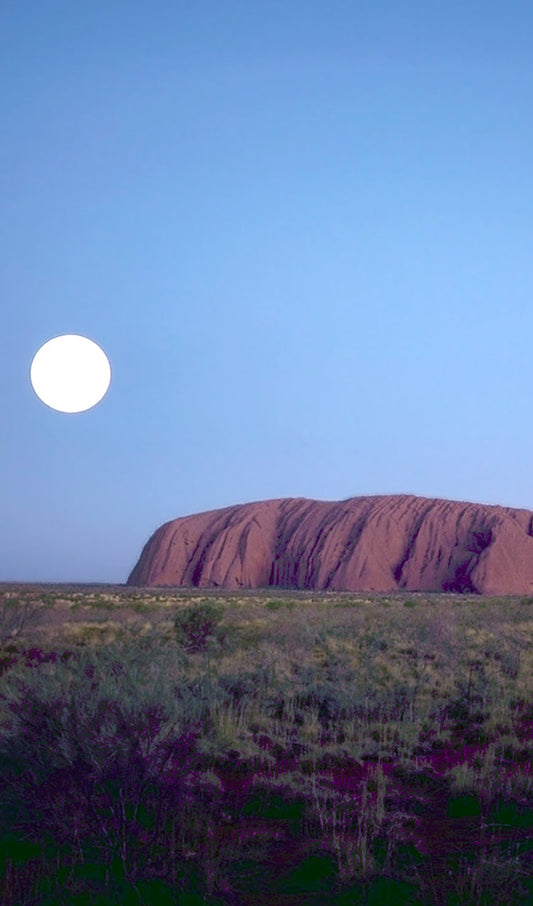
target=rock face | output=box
[126,495,533,594]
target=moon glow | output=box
[30,335,111,413]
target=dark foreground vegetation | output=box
[0,585,531,904]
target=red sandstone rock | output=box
[126,495,533,594]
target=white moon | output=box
[30,335,111,413]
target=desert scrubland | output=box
[0,584,531,904]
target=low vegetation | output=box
[0,586,531,904]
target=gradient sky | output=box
[3,1,533,582]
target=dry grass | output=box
[0,584,531,903]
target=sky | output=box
[3,0,533,583]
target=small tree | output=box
[0,595,42,645]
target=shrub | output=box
[265,599,294,611]
[173,601,223,652]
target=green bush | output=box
[265,600,294,611]
[173,601,223,652]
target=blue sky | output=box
[3,1,533,582]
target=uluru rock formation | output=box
[126,494,533,594]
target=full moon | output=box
[30,335,111,413]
